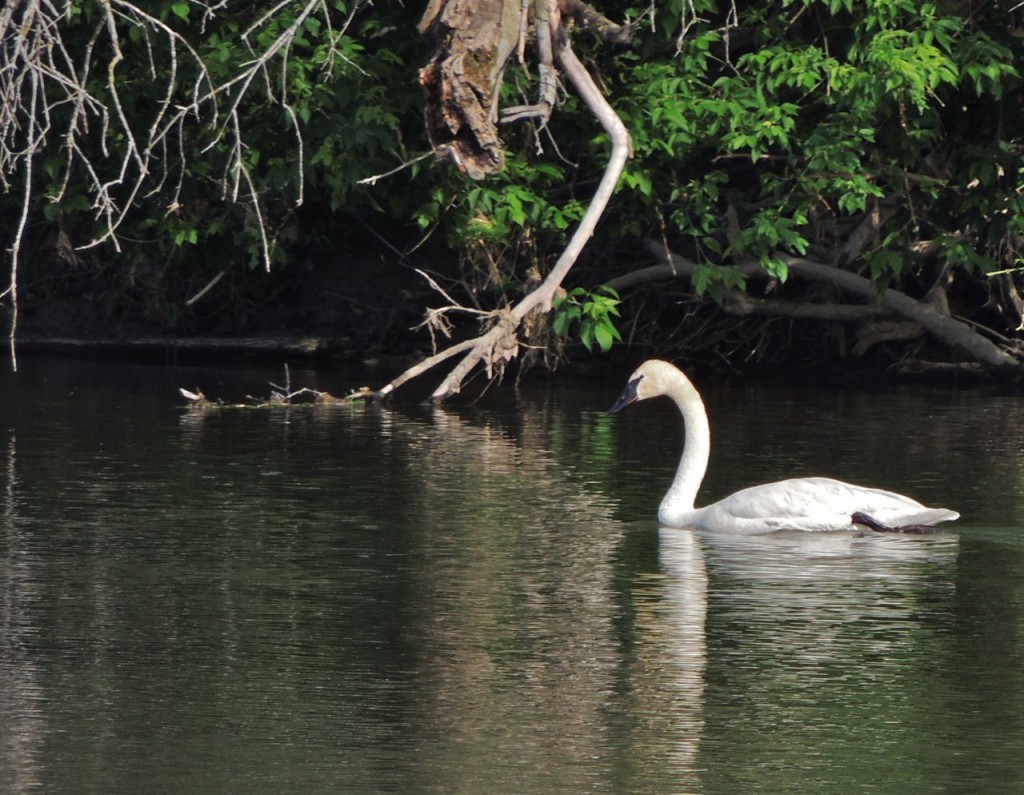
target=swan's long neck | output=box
[660,371,711,520]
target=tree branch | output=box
[559,0,636,44]
[426,3,633,401]
[633,239,1024,373]
[372,1,633,401]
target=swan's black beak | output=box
[608,376,642,415]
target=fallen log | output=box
[17,335,340,360]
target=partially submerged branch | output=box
[179,365,368,410]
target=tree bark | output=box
[418,0,522,178]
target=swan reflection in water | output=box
[636,524,959,789]
[627,527,707,786]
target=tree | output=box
[380,0,1024,396]
[596,0,1024,376]
[4,1,1024,385]
[0,0,421,369]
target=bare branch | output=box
[375,339,479,399]
[2,0,365,366]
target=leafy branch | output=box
[552,286,623,353]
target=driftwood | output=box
[619,239,1024,374]
[179,364,369,409]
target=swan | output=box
[608,359,960,533]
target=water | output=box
[1,357,1023,793]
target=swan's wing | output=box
[706,477,957,532]
[713,477,921,519]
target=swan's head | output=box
[607,359,679,414]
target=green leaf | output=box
[761,257,789,282]
[594,323,615,353]
[580,324,595,352]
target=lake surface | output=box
[1,356,1022,793]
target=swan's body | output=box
[608,360,959,533]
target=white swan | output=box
[608,359,960,533]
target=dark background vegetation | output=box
[3,0,1024,377]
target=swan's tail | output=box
[853,508,960,534]
[902,508,960,526]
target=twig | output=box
[184,270,226,307]
[357,151,433,186]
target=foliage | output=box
[1,0,428,335]
[410,0,1024,353]
[552,286,623,353]
[4,0,1024,361]
[415,157,585,245]
[609,0,1023,300]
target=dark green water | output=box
[1,357,1022,793]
